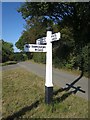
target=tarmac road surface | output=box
[2,61,89,100]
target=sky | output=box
[2,2,26,52]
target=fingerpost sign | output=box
[24,29,60,104]
[24,44,47,52]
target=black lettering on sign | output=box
[26,45,30,48]
[32,46,38,48]
[38,48,43,51]
[35,48,43,51]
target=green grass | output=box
[1,61,17,66]
[2,68,88,119]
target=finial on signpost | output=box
[46,26,53,32]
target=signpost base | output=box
[45,86,53,104]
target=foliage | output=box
[15,22,47,51]
[81,46,88,72]
[33,52,46,64]
[17,2,74,23]
[0,40,2,62]
[2,40,14,62]
[15,31,29,51]
[52,57,64,68]
[2,61,17,66]
[15,2,89,74]
[14,52,29,61]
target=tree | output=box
[18,2,90,46]
[16,2,89,73]
[0,40,2,62]
[2,40,14,62]
[15,21,48,51]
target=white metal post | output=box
[45,30,53,104]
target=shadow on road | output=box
[2,100,39,120]
[65,70,84,91]
[53,70,85,103]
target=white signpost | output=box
[36,32,60,45]
[24,30,60,104]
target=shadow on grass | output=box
[53,87,68,96]
[53,87,85,104]
[3,100,39,120]
[53,70,85,103]
[53,91,73,103]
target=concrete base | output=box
[45,86,53,104]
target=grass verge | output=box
[1,61,17,66]
[2,68,88,119]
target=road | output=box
[2,61,89,100]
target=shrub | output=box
[32,52,46,64]
[14,52,28,61]
[52,57,65,68]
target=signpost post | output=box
[24,29,60,104]
[45,30,53,104]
